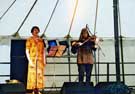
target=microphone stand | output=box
[86,24,105,84]
[86,24,98,84]
[34,54,39,94]
[47,48,58,94]
[97,47,100,83]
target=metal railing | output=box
[0,60,135,88]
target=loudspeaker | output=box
[95,82,116,88]
[0,83,26,94]
[95,82,130,94]
[61,82,94,94]
[95,82,116,94]
[10,39,28,87]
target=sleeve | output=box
[91,41,97,51]
[43,39,46,47]
[25,39,33,65]
[26,39,31,50]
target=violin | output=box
[72,35,96,46]
[71,35,103,54]
[71,36,96,54]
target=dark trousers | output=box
[77,64,93,82]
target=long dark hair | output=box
[79,28,91,41]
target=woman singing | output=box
[26,26,46,93]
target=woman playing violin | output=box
[72,27,96,83]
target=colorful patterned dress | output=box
[26,37,46,90]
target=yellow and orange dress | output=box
[26,37,46,90]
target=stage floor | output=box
[25,90,135,94]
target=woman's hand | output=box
[76,42,83,46]
[29,60,35,68]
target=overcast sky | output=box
[0,0,135,38]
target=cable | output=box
[67,0,79,36]
[66,0,79,82]
[93,0,99,34]
[12,0,38,37]
[93,0,99,84]
[0,0,16,20]
[41,0,60,38]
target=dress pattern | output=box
[26,37,45,89]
